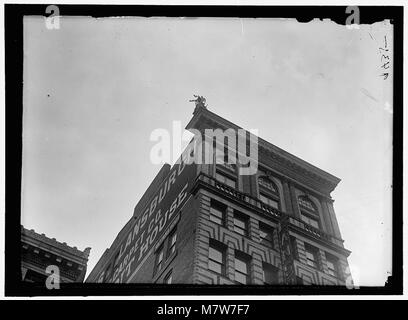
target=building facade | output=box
[86,102,352,286]
[21,226,91,283]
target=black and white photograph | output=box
[2,2,404,303]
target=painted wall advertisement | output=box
[98,157,197,283]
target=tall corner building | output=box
[86,101,352,286]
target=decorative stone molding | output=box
[21,226,91,262]
[185,107,341,195]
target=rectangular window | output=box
[326,253,340,278]
[164,270,172,284]
[234,252,251,284]
[209,200,226,225]
[208,240,226,275]
[155,245,164,274]
[233,212,248,236]
[262,262,279,285]
[259,193,279,209]
[299,197,316,211]
[300,213,320,229]
[304,244,319,269]
[216,171,236,189]
[259,223,274,248]
[290,236,298,259]
[167,229,177,257]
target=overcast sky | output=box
[22,16,392,286]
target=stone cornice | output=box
[21,226,91,264]
[185,106,340,194]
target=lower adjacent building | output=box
[21,226,91,283]
[86,100,352,286]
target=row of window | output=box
[153,227,276,284]
[208,239,279,285]
[155,228,178,276]
[208,237,342,284]
[296,241,342,279]
[151,228,340,284]
[209,199,275,249]
[215,166,322,230]
[207,198,341,280]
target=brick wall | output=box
[128,194,198,284]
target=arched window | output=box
[298,196,320,229]
[258,175,280,210]
[258,176,278,193]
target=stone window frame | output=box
[154,243,165,275]
[208,239,227,276]
[233,210,249,236]
[256,170,283,211]
[234,250,251,285]
[166,227,178,258]
[209,199,227,226]
[258,222,275,249]
[262,261,280,285]
[325,252,342,279]
[303,242,321,270]
[298,195,322,230]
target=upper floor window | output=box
[300,214,319,229]
[304,243,320,269]
[258,176,278,193]
[262,262,279,285]
[325,253,341,278]
[258,175,280,210]
[299,196,317,212]
[154,227,178,277]
[298,196,320,229]
[208,240,226,275]
[167,228,177,257]
[259,223,275,249]
[233,211,249,236]
[234,251,251,284]
[259,193,280,210]
[216,171,236,189]
[155,244,165,274]
[209,200,226,225]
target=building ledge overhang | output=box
[186,105,341,194]
[21,226,91,264]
